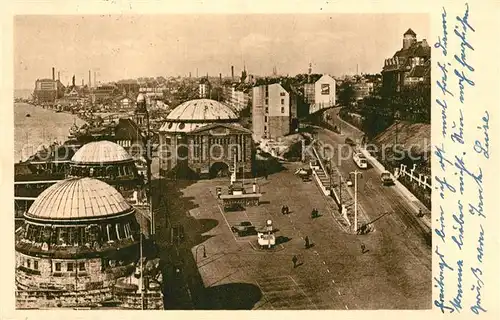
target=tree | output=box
[337,81,355,107]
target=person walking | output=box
[292,255,298,268]
[281,205,286,215]
[305,236,310,249]
[285,206,289,215]
[361,243,366,253]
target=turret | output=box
[403,28,417,50]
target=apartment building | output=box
[252,83,297,142]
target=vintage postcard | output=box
[0,0,498,318]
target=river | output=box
[14,103,86,162]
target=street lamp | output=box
[349,170,363,233]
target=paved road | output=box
[160,158,431,309]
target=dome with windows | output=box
[71,140,133,164]
[160,99,238,133]
[26,177,133,221]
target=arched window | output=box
[106,224,112,242]
[115,223,122,240]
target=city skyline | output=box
[15,14,429,89]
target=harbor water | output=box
[14,103,86,162]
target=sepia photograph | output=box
[13,13,432,310]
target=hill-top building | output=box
[381,28,431,94]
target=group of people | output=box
[281,205,290,215]
[311,208,319,218]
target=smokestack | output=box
[219,73,222,82]
[82,79,84,86]
[94,72,96,87]
[231,66,234,81]
[52,67,55,81]
[58,71,60,81]
[89,70,91,88]
[189,72,192,78]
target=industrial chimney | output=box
[52,67,55,81]
[58,71,60,81]
[219,73,222,82]
[231,66,234,81]
[89,70,91,88]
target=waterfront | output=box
[14,102,86,162]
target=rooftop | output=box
[26,177,133,221]
[71,140,133,164]
[166,99,238,122]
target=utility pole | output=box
[350,170,362,233]
[338,167,342,206]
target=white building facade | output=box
[252,83,295,142]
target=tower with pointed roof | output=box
[134,93,149,128]
[403,28,417,50]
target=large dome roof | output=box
[26,178,133,221]
[72,140,133,164]
[166,99,238,122]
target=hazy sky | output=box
[14,14,429,89]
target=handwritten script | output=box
[433,3,488,314]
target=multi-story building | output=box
[252,83,298,142]
[353,80,375,101]
[92,84,118,104]
[158,99,253,178]
[303,74,336,114]
[381,28,431,94]
[198,77,211,99]
[225,84,251,112]
[116,79,140,95]
[34,79,66,104]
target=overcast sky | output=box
[14,14,429,89]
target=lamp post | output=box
[349,170,363,233]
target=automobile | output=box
[345,137,356,146]
[381,171,395,186]
[231,221,256,236]
[353,152,368,169]
[295,168,312,181]
[346,179,353,187]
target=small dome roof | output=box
[166,99,238,122]
[71,141,133,164]
[26,178,132,221]
[136,93,145,103]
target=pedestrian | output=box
[305,236,310,249]
[418,208,423,217]
[281,205,286,215]
[285,206,290,215]
[292,255,298,268]
[361,243,366,253]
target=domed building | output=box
[159,98,253,178]
[69,140,144,194]
[15,177,163,309]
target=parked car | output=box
[345,137,356,146]
[231,221,256,236]
[353,152,368,169]
[381,171,395,186]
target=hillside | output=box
[372,121,431,154]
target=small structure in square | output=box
[15,177,163,309]
[220,181,261,211]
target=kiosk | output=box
[256,219,277,249]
